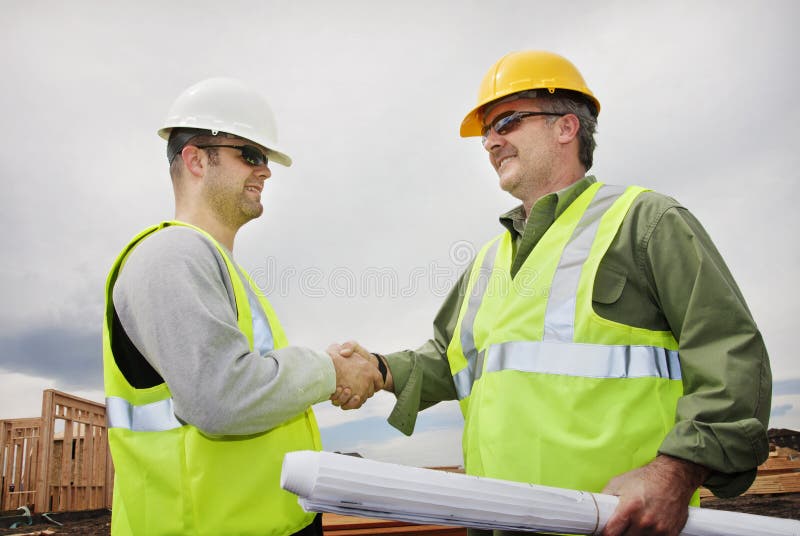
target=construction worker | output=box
[102,78,382,535]
[335,51,772,536]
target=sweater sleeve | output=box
[112,226,335,436]
[643,205,772,497]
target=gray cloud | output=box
[771,404,794,418]
[0,325,102,390]
[774,379,800,397]
[1,0,798,443]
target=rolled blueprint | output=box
[281,451,800,536]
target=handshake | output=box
[326,341,390,410]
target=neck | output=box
[174,206,238,251]
[521,166,585,217]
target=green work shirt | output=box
[384,175,771,498]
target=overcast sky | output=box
[1,1,798,467]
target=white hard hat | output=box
[158,77,292,167]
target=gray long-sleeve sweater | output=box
[112,225,335,435]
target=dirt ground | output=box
[1,494,798,535]
[0,509,109,536]
[700,492,800,521]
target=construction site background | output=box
[1,391,798,534]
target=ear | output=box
[556,114,581,144]
[178,145,207,179]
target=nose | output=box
[482,128,505,152]
[255,165,271,180]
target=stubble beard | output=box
[499,149,556,203]
[497,159,530,201]
[205,171,263,228]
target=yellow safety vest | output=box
[103,221,321,535]
[447,183,699,505]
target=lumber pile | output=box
[323,513,466,535]
[699,447,800,498]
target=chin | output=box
[498,174,519,194]
[242,205,264,221]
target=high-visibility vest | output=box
[102,221,321,535]
[447,183,699,504]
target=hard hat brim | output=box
[459,51,601,138]
[158,126,292,167]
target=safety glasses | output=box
[481,111,565,142]
[194,144,269,167]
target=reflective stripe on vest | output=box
[484,340,681,380]
[243,269,275,355]
[106,396,182,431]
[544,184,625,342]
[453,239,500,400]
[452,184,681,400]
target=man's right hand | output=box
[327,343,383,410]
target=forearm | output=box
[385,342,457,403]
[120,298,335,434]
[384,344,457,436]
[653,454,711,494]
[660,309,770,493]
[184,345,335,435]
[646,206,772,495]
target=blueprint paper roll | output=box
[282,450,600,533]
[280,450,320,498]
[281,451,800,536]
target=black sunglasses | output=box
[481,111,565,142]
[194,144,269,167]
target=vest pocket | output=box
[592,264,627,304]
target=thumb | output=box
[339,341,355,357]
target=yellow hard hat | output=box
[460,50,600,137]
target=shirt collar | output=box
[499,176,598,237]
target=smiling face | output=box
[481,98,562,204]
[200,141,272,229]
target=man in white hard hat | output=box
[102,78,383,536]
[336,51,771,536]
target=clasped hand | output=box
[327,341,383,410]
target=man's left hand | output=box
[601,454,710,536]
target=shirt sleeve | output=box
[383,264,470,435]
[112,226,336,436]
[642,205,772,497]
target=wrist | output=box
[371,352,388,384]
[656,454,711,489]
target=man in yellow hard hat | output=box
[336,51,772,535]
[103,78,383,535]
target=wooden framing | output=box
[35,389,112,512]
[0,417,41,510]
[0,390,112,513]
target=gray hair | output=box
[539,94,597,171]
[486,89,598,171]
